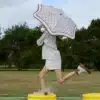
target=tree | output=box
[0,19,100,70]
[0,23,43,70]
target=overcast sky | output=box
[0,0,100,33]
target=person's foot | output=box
[77,64,91,74]
[38,88,53,94]
[33,91,43,95]
[33,89,47,94]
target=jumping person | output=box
[37,25,91,93]
[36,25,62,92]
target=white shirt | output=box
[37,30,61,60]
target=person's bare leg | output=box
[55,69,62,80]
[57,69,78,84]
[39,67,48,90]
[57,63,91,84]
[46,69,62,93]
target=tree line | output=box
[0,19,100,71]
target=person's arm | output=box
[36,31,48,46]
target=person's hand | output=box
[36,39,42,46]
[61,36,68,40]
[40,27,46,32]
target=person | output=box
[36,25,62,93]
[57,63,91,84]
[37,25,91,93]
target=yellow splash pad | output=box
[83,93,100,100]
[28,93,56,100]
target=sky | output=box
[0,0,100,33]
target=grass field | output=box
[0,97,80,100]
[0,70,100,99]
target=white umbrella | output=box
[33,4,77,39]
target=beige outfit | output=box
[37,30,61,70]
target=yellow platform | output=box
[28,93,56,100]
[83,93,100,100]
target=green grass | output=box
[0,97,81,100]
[0,70,100,98]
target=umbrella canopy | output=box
[33,4,77,39]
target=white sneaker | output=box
[77,65,86,74]
[77,64,91,74]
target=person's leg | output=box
[55,69,62,80]
[39,67,48,90]
[57,64,91,84]
[57,69,78,84]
